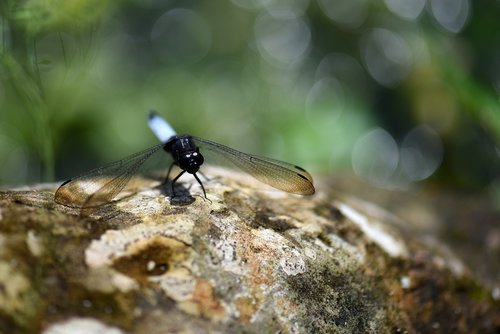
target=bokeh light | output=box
[428,0,471,33]
[265,0,310,19]
[400,125,443,182]
[352,125,443,188]
[361,28,413,88]
[254,14,311,68]
[384,0,426,20]
[352,128,399,188]
[317,0,368,29]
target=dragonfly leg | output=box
[170,170,186,198]
[193,173,207,199]
[164,162,176,184]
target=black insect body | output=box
[54,113,315,210]
[164,135,206,197]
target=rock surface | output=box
[0,167,499,333]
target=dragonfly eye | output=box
[178,151,204,174]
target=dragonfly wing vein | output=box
[192,137,315,195]
[54,143,166,208]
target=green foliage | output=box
[0,0,115,184]
[11,0,110,34]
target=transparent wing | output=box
[54,143,167,208]
[192,137,315,195]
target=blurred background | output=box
[0,0,499,201]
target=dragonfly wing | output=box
[192,137,315,195]
[54,143,166,208]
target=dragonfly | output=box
[54,112,315,209]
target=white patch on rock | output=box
[151,272,196,302]
[337,203,407,257]
[492,286,500,301]
[279,248,306,276]
[304,247,316,259]
[257,228,288,244]
[213,238,237,263]
[400,276,411,289]
[253,229,307,276]
[42,317,124,334]
[0,261,30,314]
[212,237,249,276]
[210,214,239,235]
[26,230,44,257]
[147,260,156,271]
[110,272,139,292]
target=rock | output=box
[0,167,499,333]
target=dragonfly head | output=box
[178,149,204,174]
